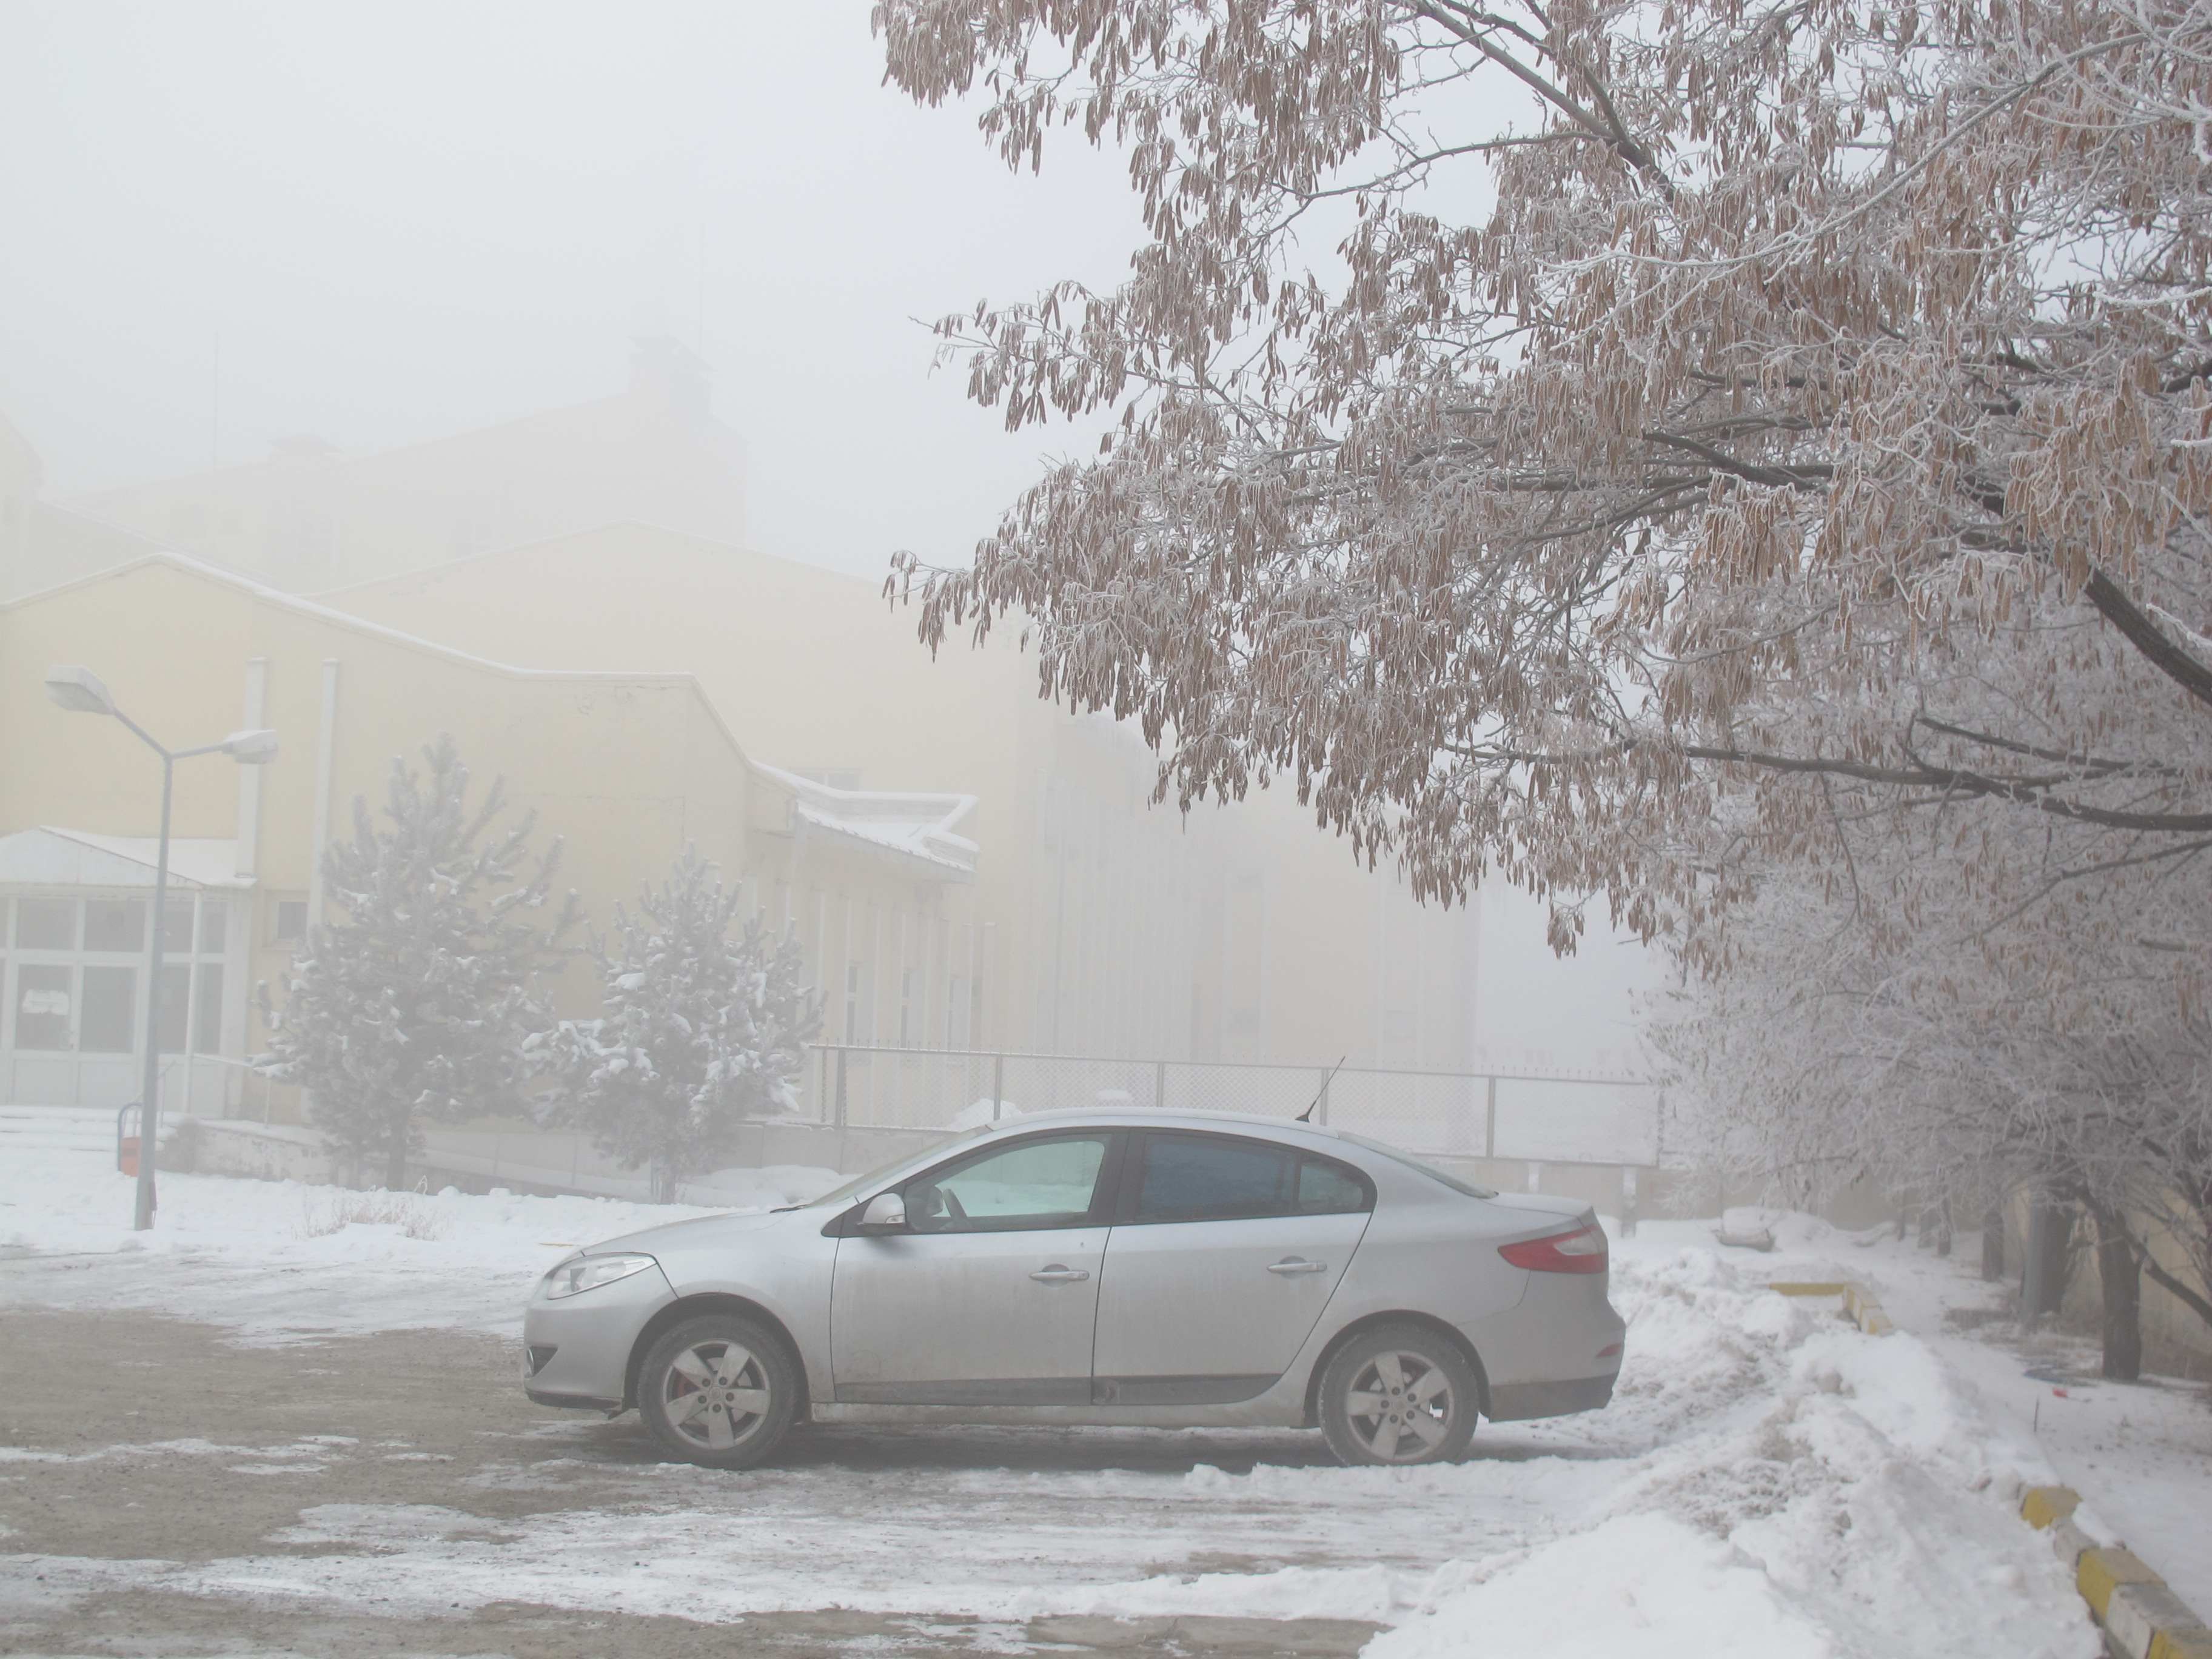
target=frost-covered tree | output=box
[1651,793,2212,1376]
[260,736,580,1188]
[878,0,2212,959]
[545,847,819,1204]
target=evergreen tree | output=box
[547,846,819,1203]
[260,735,579,1188]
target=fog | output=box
[0,0,1656,1116]
[0,0,1137,577]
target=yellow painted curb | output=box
[1840,1283,1894,1336]
[2149,1628,2212,1659]
[2080,1549,2165,1620]
[1768,1279,1894,1334]
[2022,1487,2210,1659]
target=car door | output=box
[1090,1130,1374,1405]
[830,1130,1120,1406]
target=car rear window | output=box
[1130,1131,1373,1222]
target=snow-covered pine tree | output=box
[260,735,580,1189]
[546,846,820,1203]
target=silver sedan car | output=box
[522,1109,1626,1468]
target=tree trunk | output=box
[651,1162,675,1205]
[1982,1204,2005,1281]
[2090,1205,2143,1382]
[2022,1197,2074,1324]
[2040,1206,2077,1316]
[385,1139,407,1192]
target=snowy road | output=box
[0,1145,2128,1657]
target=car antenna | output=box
[1297,1057,1346,1124]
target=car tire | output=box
[637,1314,799,1470]
[1318,1323,1480,1466]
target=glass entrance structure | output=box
[0,830,251,1111]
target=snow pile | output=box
[1368,1238,2092,1659]
[1372,1513,1826,1659]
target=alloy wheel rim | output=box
[662,1340,773,1451]
[1342,1349,1453,1461]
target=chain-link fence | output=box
[799,1044,1659,1167]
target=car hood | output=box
[583,1207,803,1256]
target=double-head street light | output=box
[44,665,279,1230]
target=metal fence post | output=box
[1155,1059,1167,1110]
[834,1047,848,1131]
[1621,1165,1638,1237]
[1484,1074,1498,1159]
[993,1051,1005,1121]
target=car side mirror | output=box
[854,1191,908,1235]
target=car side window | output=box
[906,1134,1111,1233]
[1130,1133,1373,1223]
[1295,1156,1372,1215]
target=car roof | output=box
[974,1107,1348,1141]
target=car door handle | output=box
[1267,1258,1329,1275]
[1029,1265,1091,1282]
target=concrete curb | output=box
[1770,1279,1895,1336]
[2021,1486,2211,1659]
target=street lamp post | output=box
[45,665,278,1231]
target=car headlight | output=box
[543,1252,659,1300]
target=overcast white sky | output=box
[0,0,1139,578]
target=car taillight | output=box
[1498,1222,1608,1274]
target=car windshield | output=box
[803,1128,986,1209]
[1336,1131,1498,1199]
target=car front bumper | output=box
[520,1259,677,1412]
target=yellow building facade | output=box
[321,520,1492,1076]
[0,554,974,1113]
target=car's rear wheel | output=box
[637,1314,798,1469]
[1318,1324,1480,1466]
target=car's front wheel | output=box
[1318,1324,1480,1466]
[637,1314,799,1469]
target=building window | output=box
[195,962,224,1052]
[271,897,308,943]
[79,966,136,1053]
[156,962,227,1054]
[16,897,75,950]
[83,899,146,953]
[15,965,71,1050]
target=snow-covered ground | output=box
[2,1143,2196,1657]
[0,1155,834,1342]
[1857,1221,2212,1619]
